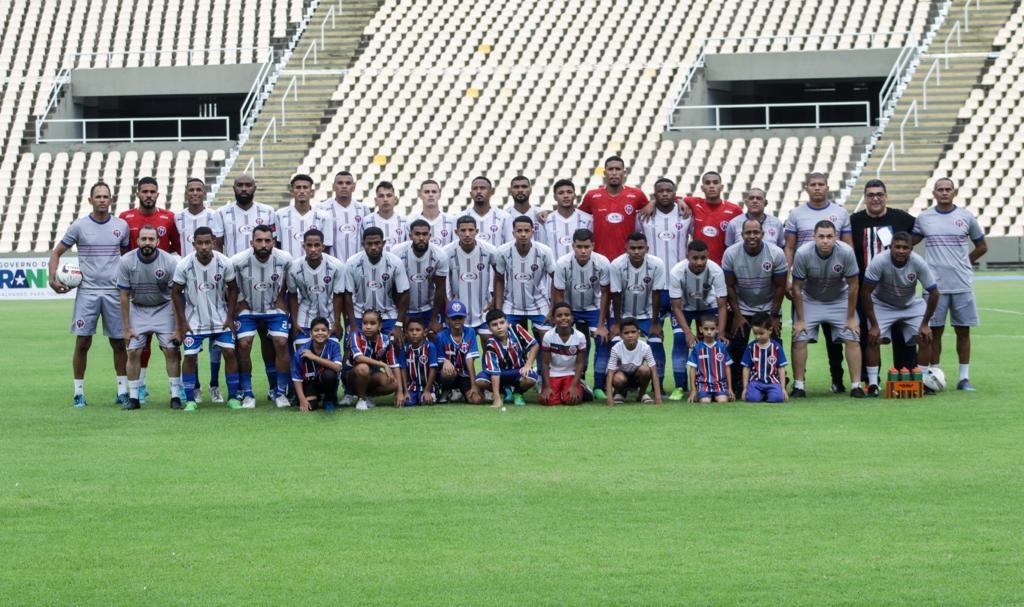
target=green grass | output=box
[2,278,1023,605]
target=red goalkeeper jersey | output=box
[579,185,649,260]
[682,197,742,264]
[119,208,181,254]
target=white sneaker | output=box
[355,398,370,411]
[340,394,356,406]
[483,390,493,401]
[275,394,292,408]
[210,386,224,403]
[241,395,257,409]
[450,389,464,402]
[366,399,375,408]
[194,388,204,404]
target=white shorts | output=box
[929,292,979,327]
[71,289,124,338]
[871,297,925,344]
[796,296,859,343]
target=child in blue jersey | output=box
[475,308,540,408]
[740,313,788,403]
[291,317,344,412]
[434,300,484,404]
[345,309,403,410]
[401,318,439,406]
[687,315,734,403]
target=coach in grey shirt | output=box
[725,188,785,249]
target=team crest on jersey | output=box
[419,354,427,364]
[832,264,844,273]
[460,343,469,353]
[425,266,435,274]
[490,225,499,232]
[381,273,390,281]
[158,226,167,236]
[643,276,652,283]
[184,336,195,347]
[675,222,686,230]
[355,215,362,222]
[762,262,773,272]
[271,273,280,282]
[155,269,166,279]
[702,226,718,237]
[906,272,917,282]
[256,216,265,224]
[323,275,333,283]
[767,356,777,364]
[530,263,539,271]
[954,218,966,228]
[829,215,839,224]
[589,275,599,283]
[441,229,449,237]
[476,263,486,271]
[720,221,729,231]
[567,346,578,355]
[214,274,222,282]
[715,352,724,362]
[113,229,122,237]
[624,204,634,214]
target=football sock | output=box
[209,347,222,387]
[128,380,141,399]
[225,373,240,400]
[867,366,880,386]
[183,373,198,400]
[793,379,806,390]
[168,377,181,397]
[116,376,128,395]
[139,367,148,384]
[959,364,969,381]
[73,379,85,396]
[851,381,862,390]
[265,363,277,392]
[277,371,291,395]
[240,372,254,397]
[919,364,932,379]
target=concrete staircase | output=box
[218,0,380,207]
[858,0,1018,208]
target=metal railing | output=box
[878,45,920,121]
[281,76,299,125]
[876,142,897,177]
[73,46,274,69]
[669,101,871,131]
[899,100,919,152]
[35,116,230,144]
[321,5,338,50]
[944,22,962,65]
[301,42,318,82]
[922,58,942,109]
[258,117,278,167]
[243,157,256,179]
[238,53,277,137]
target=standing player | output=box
[276,174,334,259]
[116,225,182,410]
[287,229,345,344]
[541,179,593,260]
[790,221,865,398]
[503,176,544,243]
[724,188,785,248]
[493,216,557,342]
[171,227,242,410]
[342,227,411,342]
[48,182,130,407]
[392,219,448,335]
[318,170,369,263]
[412,179,456,247]
[668,171,742,265]
[861,231,940,395]
[231,225,293,409]
[912,178,987,390]
[442,216,499,347]
[175,178,224,256]
[784,172,854,393]
[577,156,648,260]
[465,176,509,247]
[362,181,409,251]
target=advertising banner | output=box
[0,257,77,300]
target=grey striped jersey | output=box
[116,249,180,306]
[636,206,693,273]
[552,251,611,312]
[287,254,345,329]
[668,259,728,312]
[442,240,498,328]
[344,250,410,320]
[725,213,785,249]
[391,241,450,313]
[609,254,666,320]
[413,212,456,247]
[218,201,278,257]
[542,209,593,260]
[362,212,409,251]
[721,242,788,314]
[60,215,130,290]
[494,241,556,316]
[172,251,236,333]
[791,241,859,302]
[784,202,852,249]
[175,208,225,257]
[276,206,335,259]
[864,251,937,308]
[318,198,370,261]
[503,205,545,245]
[911,205,984,293]
[466,207,510,248]
[230,248,292,314]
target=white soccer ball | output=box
[924,367,947,392]
[56,263,83,288]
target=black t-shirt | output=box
[850,208,916,274]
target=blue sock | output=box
[183,373,198,401]
[276,371,291,395]
[649,336,667,392]
[209,347,222,387]
[265,362,277,393]
[593,337,611,391]
[240,372,254,397]
[671,331,689,390]
[225,373,240,400]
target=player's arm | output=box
[293,376,312,412]
[224,279,239,330]
[741,366,750,400]
[169,221,182,255]
[274,277,288,313]
[969,238,988,263]
[288,287,300,333]
[725,362,735,401]
[860,281,881,344]
[216,236,225,252]
[47,242,71,293]
[845,276,859,335]
[300,347,343,373]
[670,297,695,347]
[119,288,137,341]
[648,289,663,339]
[610,292,623,338]
[492,272,506,313]
[841,233,853,247]
[920,285,940,343]
[551,286,564,308]
[687,364,698,403]
[715,296,728,342]
[725,273,746,336]
[522,340,540,376]
[783,233,796,284]
[342,292,356,334]
[171,282,190,339]
[790,278,806,335]
[569,346,586,404]
[393,358,406,408]
[650,361,662,404]
[538,348,553,402]
[430,276,446,335]
[597,284,611,340]
[770,273,786,333]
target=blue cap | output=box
[446,300,468,318]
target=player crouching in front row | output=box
[434,300,485,404]
[687,315,735,403]
[476,309,540,408]
[539,303,591,405]
[401,318,439,406]
[344,309,404,410]
[292,317,343,412]
[605,318,663,405]
[740,313,788,403]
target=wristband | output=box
[393,322,404,328]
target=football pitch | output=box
[2,278,1022,605]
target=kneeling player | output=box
[605,319,662,405]
[475,309,540,408]
[740,313,788,403]
[434,300,484,403]
[539,303,589,405]
[345,309,403,410]
[401,318,439,406]
[292,317,343,412]
[687,316,734,403]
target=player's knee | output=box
[272,336,289,350]
[520,376,537,389]
[612,373,628,388]
[321,369,338,384]
[636,365,652,379]
[352,364,370,378]
[715,395,729,403]
[699,397,712,403]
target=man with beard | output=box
[442,216,499,349]
[231,225,293,408]
[465,176,510,247]
[503,175,544,244]
[318,170,369,262]
[117,225,182,410]
[362,181,409,251]
[541,179,593,260]
[392,219,449,335]
[342,227,411,345]
[724,188,785,249]
[412,179,455,247]
[578,156,648,261]
[277,174,334,259]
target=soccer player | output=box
[342,227,410,343]
[541,178,593,260]
[231,224,293,408]
[605,318,661,405]
[475,309,540,408]
[861,231,940,396]
[392,219,449,335]
[48,181,130,407]
[784,172,854,393]
[362,181,409,250]
[667,239,728,396]
[912,178,987,391]
[722,218,788,394]
[740,313,788,403]
[442,216,499,345]
[790,220,865,398]
[291,316,343,412]
[116,225,182,410]
[318,170,370,262]
[219,174,278,257]
[724,188,785,249]
[503,175,545,243]
[171,227,241,411]
[465,176,509,247]
[494,215,556,341]
[400,318,439,406]
[287,229,345,344]
[578,156,648,260]
[175,178,224,257]
[538,303,588,405]
[412,179,455,247]
[277,174,334,259]
[687,315,734,403]
[434,300,484,404]
[668,171,742,265]
[345,309,403,410]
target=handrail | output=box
[238,54,276,134]
[964,0,981,31]
[72,46,274,68]
[876,142,897,177]
[281,76,299,125]
[34,67,70,143]
[321,6,337,50]
[899,100,919,152]
[36,116,230,144]
[879,45,919,119]
[669,101,871,131]
[944,22,962,66]
[259,117,278,167]
[922,58,941,109]
[301,42,318,83]
[243,157,256,179]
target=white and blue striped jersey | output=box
[609,254,666,320]
[276,205,334,259]
[391,241,449,314]
[175,208,225,257]
[317,198,370,262]
[172,251,236,333]
[542,209,593,261]
[362,212,409,251]
[344,250,411,320]
[494,241,556,316]
[230,248,292,314]
[442,241,498,328]
[218,201,278,257]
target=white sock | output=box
[793,380,805,389]
[959,364,969,381]
[139,368,148,384]
[128,380,141,399]
[73,379,85,396]
[919,365,932,379]
[169,377,182,397]
[116,376,128,395]
[851,381,863,389]
[867,366,880,386]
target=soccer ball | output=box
[923,367,947,392]
[56,263,83,288]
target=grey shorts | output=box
[930,292,979,327]
[71,289,124,338]
[128,301,177,349]
[871,297,924,344]
[796,296,859,343]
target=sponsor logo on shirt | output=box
[607,213,624,224]
[410,273,426,283]
[460,272,479,281]
[341,224,357,233]
[253,282,272,291]
[559,235,572,245]
[702,226,718,237]
[239,225,254,234]
[628,284,646,293]
[658,231,675,241]
[573,283,591,292]
[513,272,532,281]
[197,282,216,292]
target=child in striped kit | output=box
[740,313,788,403]
[687,316,734,403]
[401,318,439,406]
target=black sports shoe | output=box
[831,382,846,394]
[867,384,880,398]
[123,397,141,410]
[850,386,867,398]
[170,397,184,410]
[790,387,807,398]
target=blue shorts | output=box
[404,385,437,406]
[507,314,550,331]
[572,309,600,333]
[407,310,434,328]
[236,312,290,338]
[183,331,235,356]
[293,329,341,346]
[745,380,785,403]
[355,317,398,335]
[697,382,730,400]
[472,322,492,336]
[475,369,541,389]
